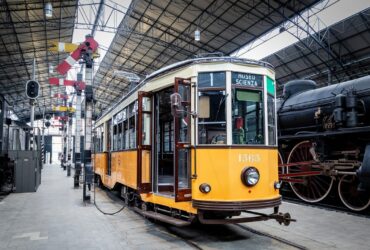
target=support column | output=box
[67,102,73,177]
[74,88,82,187]
[62,122,67,170]
[62,92,67,170]
[83,63,94,201]
[29,99,35,150]
[41,107,45,166]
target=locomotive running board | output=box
[133,207,191,227]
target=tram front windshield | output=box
[232,89,264,145]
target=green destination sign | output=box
[232,72,263,87]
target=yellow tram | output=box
[93,57,292,226]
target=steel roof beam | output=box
[91,0,105,37]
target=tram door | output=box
[137,91,153,193]
[174,78,192,201]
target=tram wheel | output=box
[338,175,370,212]
[287,140,333,203]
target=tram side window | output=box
[121,109,126,149]
[267,76,276,145]
[198,72,227,144]
[107,120,112,151]
[95,125,103,152]
[232,89,264,144]
[128,102,137,149]
[113,124,118,150]
[124,118,129,149]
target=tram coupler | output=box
[271,212,296,226]
[244,210,296,226]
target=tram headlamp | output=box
[199,183,211,193]
[274,181,282,190]
[241,167,260,187]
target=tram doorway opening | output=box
[154,87,175,196]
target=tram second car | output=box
[93,57,293,226]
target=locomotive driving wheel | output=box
[338,175,370,212]
[287,140,333,203]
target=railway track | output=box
[283,196,370,219]
[93,184,307,249]
[92,185,304,249]
[235,224,307,250]
[162,221,305,250]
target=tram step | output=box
[133,207,191,227]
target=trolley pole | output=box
[66,102,73,177]
[74,72,83,188]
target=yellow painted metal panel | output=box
[112,151,138,189]
[140,193,196,214]
[141,150,151,183]
[191,148,280,202]
[93,153,107,178]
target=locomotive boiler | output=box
[277,76,370,212]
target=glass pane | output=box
[163,122,172,152]
[177,106,190,143]
[178,149,190,189]
[129,116,136,148]
[268,94,276,145]
[178,84,190,102]
[107,120,112,151]
[142,97,151,112]
[118,122,123,150]
[232,89,264,145]
[198,72,226,88]
[142,113,151,145]
[113,124,118,150]
[198,90,226,144]
[266,76,276,96]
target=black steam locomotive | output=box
[277,76,370,212]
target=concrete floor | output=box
[0,165,193,250]
[248,199,370,249]
[1,164,369,250]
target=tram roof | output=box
[96,56,275,122]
